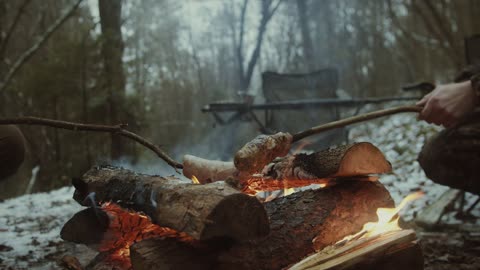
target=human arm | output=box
[416,80,479,127]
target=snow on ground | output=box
[0,104,479,269]
[0,187,94,270]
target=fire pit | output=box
[60,143,424,270]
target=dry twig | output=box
[0,116,183,169]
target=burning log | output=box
[130,238,214,270]
[241,142,391,194]
[217,181,394,270]
[122,181,394,270]
[185,142,391,193]
[71,166,269,242]
[262,142,391,179]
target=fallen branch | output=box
[0,116,182,169]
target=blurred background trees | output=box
[0,0,478,199]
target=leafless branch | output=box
[410,0,461,68]
[0,0,32,57]
[237,0,248,85]
[0,0,83,92]
[0,116,183,169]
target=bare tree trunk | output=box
[296,0,315,72]
[99,0,127,160]
[81,33,92,167]
[235,0,282,93]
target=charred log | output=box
[217,181,394,270]
[130,238,214,270]
[60,207,109,246]
[72,166,269,242]
[239,142,391,194]
[124,181,393,270]
[262,142,391,180]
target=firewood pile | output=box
[60,142,424,270]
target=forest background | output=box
[0,0,478,199]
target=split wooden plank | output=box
[290,229,423,270]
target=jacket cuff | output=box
[471,73,480,102]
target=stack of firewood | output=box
[60,142,423,270]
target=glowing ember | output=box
[242,177,330,195]
[97,202,194,268]
[335,191,424,245]
[191,175,200,184]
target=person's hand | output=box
[416,81,478,127]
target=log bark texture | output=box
[130,238,214,270]
[72,166,269,242]
[262,142,392,180]
[125,181,393,270]
[217,181,394,270]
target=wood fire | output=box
[62,202,194,269]
[60,141,424,270]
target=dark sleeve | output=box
[454,63,480,98]
[0,125,26,180]
[454,63,480,82]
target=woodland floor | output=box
[0,103,479,269]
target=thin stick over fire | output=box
[0,116,183,169]
[234,105,422,173]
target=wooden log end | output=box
[335,142,392,177]
[60,207,109,246]
[202,192,270,241]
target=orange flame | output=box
[242,177,329,195]
[335,191,424,245]
[361,191,424,238]
[191,175,200,184]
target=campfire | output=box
[61,142,424,270]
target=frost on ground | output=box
[1,105,479,269]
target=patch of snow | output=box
[0,186,90,269]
